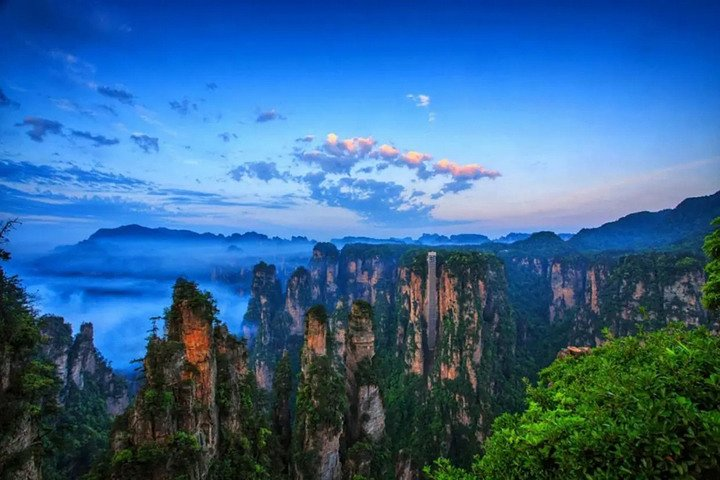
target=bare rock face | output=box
[245,262,289,390]
[345,301,386,445]
[557,345,592,359]
[294,305,344,480]
[286,267,313,336]
[40,316,130,416]
[549,261,582,323]
[309,243,339,309]
[393,251,517,468]
[663,271,706,326]
[397,267,425,375]
[0,412,41,480]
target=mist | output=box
[5,225,314,369]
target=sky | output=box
[2,0,720,251]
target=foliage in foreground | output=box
[702,217,720,311]
[425,325,720,479]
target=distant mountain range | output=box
[30,190,720,283]
[567,190,720,252]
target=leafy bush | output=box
[703,217,720,311]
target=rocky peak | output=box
[286,266,313,336]
[344,301,386,478]
[39,315,130,416]
[112,278,220,480]
[309,242,339,309]
[245,261,288,390]
[347,300,375,363]
[294,304,345,480]
[304,305,329,360]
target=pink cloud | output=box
[434,158,501,179]
[400,150,432,165]
[324,133,375,157]
[372,144,400,159]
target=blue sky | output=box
[2,0,719,250]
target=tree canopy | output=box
[426,324,720,479]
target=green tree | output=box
[426,325,720,479]
[702,217,720,311]
[0,219,60,478]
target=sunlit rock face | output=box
[110,280,222,480]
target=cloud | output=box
[428,112,436,123]
[15,117,63,142]
[0,159,147,189]
[372,144,400,159]
[130,134,159,153]
[70,130,119,147]
[97,104,118,116]
[400,150,432,166]
[206,82,218,91]
[218,132,237,142]
[434,158,501,180]
[297,133,376,174]
[306,176,432,225]
[296,135,315,143]
[407,93,431,107]
[169,98,198,115]
[97,85,135,105]
[47,49,97,85]
[256,109,285,123]
[370,145,432,177]
[51,98,95,117]
[229,161,289,182]
[0,88,20,108]
[294,132,500,192]
[324,133,375,157]
[0,184,157,223]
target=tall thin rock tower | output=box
[426,251,438,352]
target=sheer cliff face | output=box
[397,266,425,375]
[506,252,712,349]
[309,243,340,309]
[344,301,386,478]
[214,325,254,443]
[286,267,313,336]
[245,262,288,390]
[294,306,345,480]
[346,301,385,442]
[112,280,220,480]
[40,316,130,416]
[402,253,515,435]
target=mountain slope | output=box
[568,191,720,252]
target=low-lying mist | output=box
[6,226,314,369]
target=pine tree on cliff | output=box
[271,351,292,476]
[0,220,60,479]
[107,278,219,480]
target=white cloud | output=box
[406,93,431,107]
